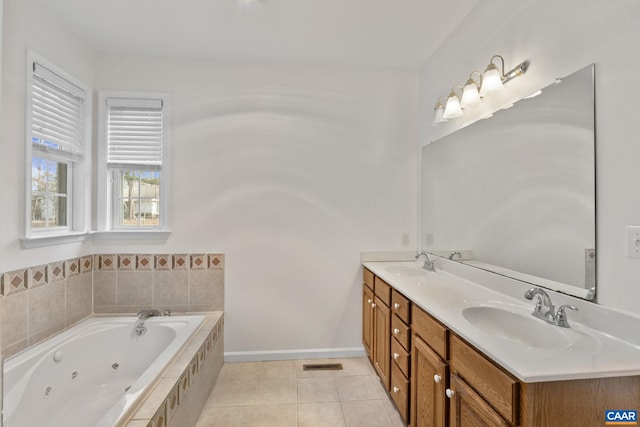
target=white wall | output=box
[0,0,96,272]
[418,0,640,315]
[94,56,418,357]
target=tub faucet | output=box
[135,309,162,336]
[416,251,436,272]
[137,309,162,319]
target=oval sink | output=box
[385,265,428,277]
[462,305,571,350]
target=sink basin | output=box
[461,305,571,349]
[385,265,428,277]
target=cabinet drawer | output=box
[391,314,410,351]
[374,276,391,306]
[363,268,374,291]
[390,361,409,423]
[391,337,410,377]
[391,289,410,324]
[450,334,519,425]
[411,305,448,360]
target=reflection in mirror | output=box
[421,64,595,300]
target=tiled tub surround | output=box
[0,253,225,358]
[94,253,224,314]
[0,256,93,357]
[124,312,224,427]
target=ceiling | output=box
[31,0,479,69]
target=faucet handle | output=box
[555,305,578,328]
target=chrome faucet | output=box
[524,288,578,328]
[137,309,162,319]
[135,309,162,336]
[416,251,436,272]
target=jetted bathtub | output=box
[3,315,205,427]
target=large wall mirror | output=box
[421,64,596,300]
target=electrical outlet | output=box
[626,226,640,259]
[425,233,434,246]
[401,233,410,246]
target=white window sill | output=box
[21,230,171,247]
[92,230,171,241]
[21,231,91,248]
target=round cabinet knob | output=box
[393,386,400,393]
[433,374,441,384]
[446,389,455,399]
[393,353,400,360]
[367,299,372,304]
[393,303,401,309]
[393,328,400,335]
[371,303,376,308]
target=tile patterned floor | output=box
[195,357,405,427]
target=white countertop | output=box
[363,260,640,383]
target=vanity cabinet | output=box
[362,268,391,389]
[363,265,640,427]
[390,289,412,423]
[362,282,374,358]
[448,374,510,427]
[448,334,519,426]
[411,304,449,427]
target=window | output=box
[25,55,91,242]
[98,93,169,232]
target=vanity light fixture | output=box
[433,54,529,125]
[460,71,483,108]
[432,97,448,125]
[443,86,464,119]
[480,55,530,96]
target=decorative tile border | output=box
[209,254,224,270]
[80,256,93,274]
[155,255,172,271]
[118,254,136,271]
[137,254,154,271]
[29,264,48,289]
[1,269,28,296]
[49,261,66,281]
[98,254,117,271]
[2,253,226,284]
[190,254,208,270]
[66,258,80,277]
[172,254,189,270]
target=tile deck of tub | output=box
[195,357,404,427]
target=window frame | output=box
[97,91,170,235]
[22,51,92,247]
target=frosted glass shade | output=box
[433,105,447,125]
[480,64,503,97]
[460,82,481,108]
[443,93,463,119]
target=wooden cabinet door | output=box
[411,335,447,427]
[373,296,391,390]
[448,374,510,427]
[362,284,374,360]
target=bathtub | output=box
[3,315,205,427]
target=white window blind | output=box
[32,63,86,159]
[106,97,164,168]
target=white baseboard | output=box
[223,347,366,363]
